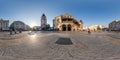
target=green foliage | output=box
[45,24,50,30]
[97,26,101,30]
[42,24,50,30]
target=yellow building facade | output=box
[53,14,83,31]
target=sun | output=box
[29,23,36,28]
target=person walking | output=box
[88,28,91,34]
[19,28,22,33]
[10,28,12,35]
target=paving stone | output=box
[0,31,120,60]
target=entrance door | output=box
[68,24,71,31]
[62,25,66,31]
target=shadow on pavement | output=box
[55,37,73,45]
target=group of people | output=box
[9,28,22,35]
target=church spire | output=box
[80,20,83,24]
[41,13,46,21]
[42,13,45,16]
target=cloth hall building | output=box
[53,14,83,31]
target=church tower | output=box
[79,20,83,31]
[41,14,47,29]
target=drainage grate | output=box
[55,38,73,45]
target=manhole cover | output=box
[55,38,73,45]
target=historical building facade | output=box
[87,25,105,31]
[53,14,83,31]
[109,20,120,31]
[10,21,27,30]
[41,14,47,29]
[0,19,9,31]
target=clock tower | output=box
[41,14,47,29]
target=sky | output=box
[0,0,120,27]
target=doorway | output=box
[68,24,71,31]
[62,25,66,31]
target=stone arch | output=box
[62,24,67,31]
[67,24,72,31]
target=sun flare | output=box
[29,22,36,28]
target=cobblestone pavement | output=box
[0,32,28,40]
[0,31,120,60]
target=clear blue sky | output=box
[0,0,120,27]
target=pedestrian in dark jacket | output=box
[88,28,91,34]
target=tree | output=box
[41,24,50,30]
[97,26,101,30]
[45,24,50,30]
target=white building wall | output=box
[0,20,9,31]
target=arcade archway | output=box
[62,25,66,31]
[68,24,72,31]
